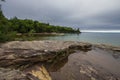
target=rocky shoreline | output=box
[0,40,120,80]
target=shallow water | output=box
[42,33,120,47]
[46,48,120,80]
[17,32,120,47]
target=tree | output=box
[28,29,36,36]
[0,0,5,11]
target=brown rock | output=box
[0,68,30,80]
[0,40,92,68]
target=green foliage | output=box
[28,29,36,36]
[9,17,80,33]
[0,11,16,42]
[0,31,16,42]
[0,9,80,42]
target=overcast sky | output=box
[1,0,120,30]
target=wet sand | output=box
[48,48,120,80]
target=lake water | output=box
[48,48,120,80]
[41,32,120,47]
[26,45,120,80]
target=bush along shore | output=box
[0,11,80,42]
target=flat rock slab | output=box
[0,40,92,68]
[0,40,92,51]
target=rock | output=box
[0,40,92,68]
[29,65,52,80]
[112,48,120,52]
[0,40,119,80]
[0,41,93,80]
[94,44,120,52]
[0,67,52,80]
[0,68,31,80]
[1,40,92,51]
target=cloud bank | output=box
[2,0,120,30]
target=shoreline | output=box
[0,40,120,80]
[1,40,120,50]
[16,33,65,36]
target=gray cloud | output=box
[2,0,120,30]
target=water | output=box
[42,32,120,47]
[21,34,120,80]
[26,47,120,80]
[48,48,120,80]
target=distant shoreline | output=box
[16,32,65,36]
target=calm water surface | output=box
[48,48,120,80]
[23,32,120,80]
[41,32,120,47]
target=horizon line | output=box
[81,30,120,33]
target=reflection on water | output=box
[44,47,91,72]
[24,47,120,80]
[46,48,120,80]
[45,58,68,72]
[112,51,120,59]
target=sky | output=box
[1,0,120,30]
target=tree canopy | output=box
[9,17,80,33]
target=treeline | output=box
[0,11,17,42]
[9,17,80,33]
[0,11,80,42]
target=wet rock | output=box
[79,64,98,80]
[112,48,120,52]
[94,44,120,52]
[69,44,92,51]
[79,64,120,80]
